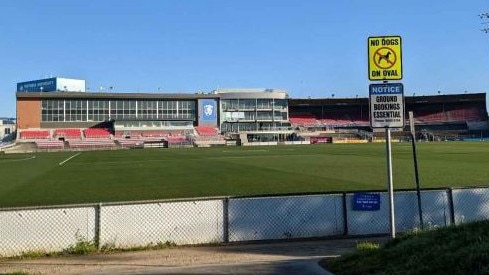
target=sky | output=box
[1,0,489,117]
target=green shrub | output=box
[63,233,97,255]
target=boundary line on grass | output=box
[0,156,36,163]
[59,152,82,166]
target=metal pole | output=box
[409,111,424,230]
[411,133,424,229]
[386,128,396,238]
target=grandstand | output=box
[11,77,489,151]
[289,93,489,142]
[289,98,370,128]
[13,84,293,150]
[403,93,488,140]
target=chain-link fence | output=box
[0,206,96,256]
[100,199,224,247]
[228,194,344,242]
[346,190,452,235]
[1,187,489,257]
[452,188,489,224]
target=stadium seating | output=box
[290,112,368,127]
[318,119,337,125]
[116,139,144,148]
[349,113,369,125]
[166,136,189,144]
[141,131,169,137]
[196,126,219,136]
[20,130,50,139]
[35,140,65,149]
[193,126,226,146]
[84,128,111,138]
[351,120,369,126]
[446,108,483,122]
[68,139,116,149]
[409,107,485,124]
[115,130,186,139]
[54,128,81,139]
[289,114,318,126]
[416,111,447,123]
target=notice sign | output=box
[352,193,380,211]
[369,83,404,128]
[368,36,402,81]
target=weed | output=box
[63,233,97,255]
[356,241,380,251]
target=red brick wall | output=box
[16,98,41,129]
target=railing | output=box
[1,187,488,257]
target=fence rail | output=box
[1,187,489,257]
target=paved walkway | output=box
[0,237,388,274]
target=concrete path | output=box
[0,237,388,274]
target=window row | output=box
[41,99,196,122]
[221,99,288,111]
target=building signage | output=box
[368,36,402,81]
[369,83,404,128]
[200,99,217,121]
[17,78,57,92]
[352,193,381,211]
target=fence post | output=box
[95,203,102,250]
[447,188,455,225]
[342,192,349,236]
[223,197,229,243]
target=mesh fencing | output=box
[100,199,224,248]
[228,194,344,242]
[1,188,489,257]
[346,192,390,235]
[346,190,452,235]
[0,206,96,256]
[452,188,489,224]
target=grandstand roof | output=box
[405,92,486,104]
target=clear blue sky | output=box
[1,0,488,117]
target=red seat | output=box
[196,126,218,136]
[20,130,50,139]
[54,128,81,139]
[84,128,111,138]
[289,114,318,126]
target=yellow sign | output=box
[368,36,402,81]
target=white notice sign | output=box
[369,83,404,128]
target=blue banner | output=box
[17,78,57,92]
[201,99,217,121]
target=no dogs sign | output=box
[368,36,402,81]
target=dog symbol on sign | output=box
[373,47,396,69]
[378,51,391,64]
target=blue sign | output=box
[17,78,57,92]
[369,82,403,95]
[201,99,217,121]
[352,193,381,211]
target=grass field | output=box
[0,142,488,208]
